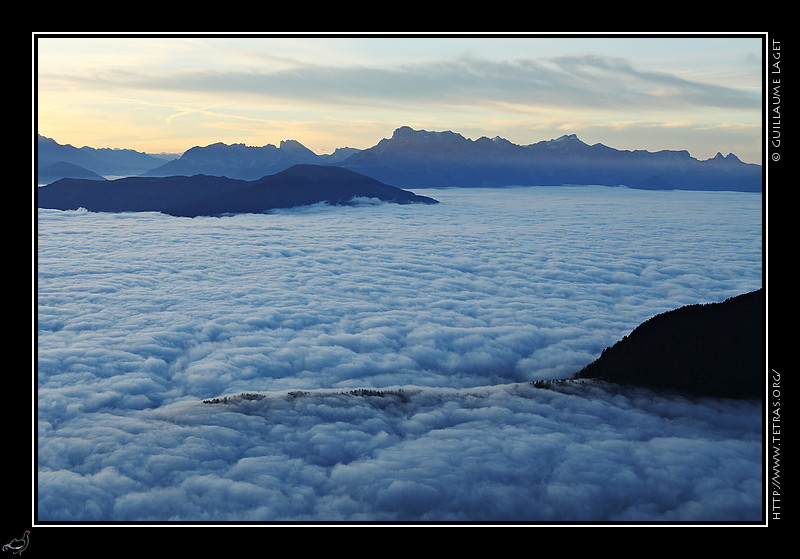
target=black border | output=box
[26,31,778,550]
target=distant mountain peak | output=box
[488,135,514,146]
[528,134,589,150]
[554,133,580,142]
[708,152,742,163]
[391,125,416,138]
[390,126,465,142]
[279,139,316,155]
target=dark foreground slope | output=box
[575,290,764,398]
[163,164,438,217]
[37,164,438,216]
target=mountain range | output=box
[36,127,762,191]
[37,164,438,217]
[340,127,762,191]
[144,139,359,181]
[37,134,170,180]
[574,289,764,399]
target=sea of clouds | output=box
[36,185,764,523]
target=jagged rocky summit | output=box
[575,290,764,399]
[339,127,762,190]
[37,164,438,217]
[145,139,322,181]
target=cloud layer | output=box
[38,383,762,522]
[36,185,763,522]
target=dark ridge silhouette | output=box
[575,289,764,399]
[163,164,438,217]
[37,164,438,216]
[37,174,248,213]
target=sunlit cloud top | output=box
[35,34,764,162]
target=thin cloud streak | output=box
[41,53,761,112]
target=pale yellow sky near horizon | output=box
[34,34,765,164]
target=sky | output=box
[34,33,765,163]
